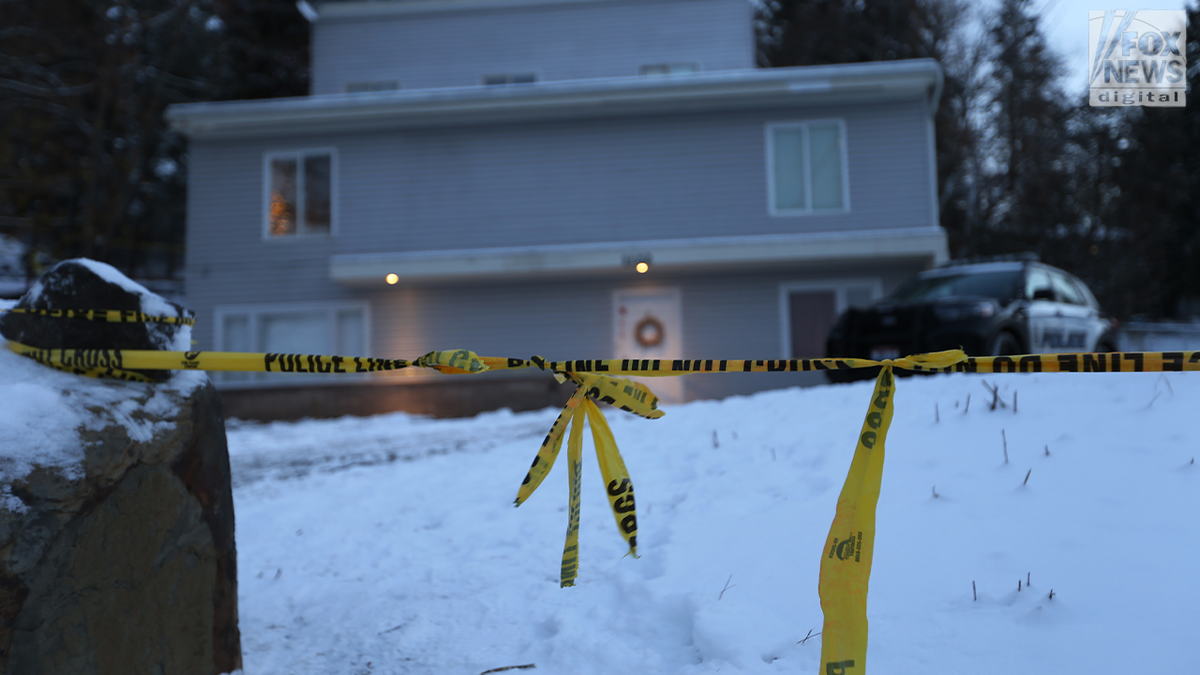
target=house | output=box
[166,0,947,420]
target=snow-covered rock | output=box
[0,258,192,381]
[0,261,239,674]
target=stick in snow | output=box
[719,574,736,600]
[798,629,822,645]
[481,665,536,675]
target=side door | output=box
[787,290,838,359]
[781,280,880,359]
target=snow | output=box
[15,259,192,350]
[226,369,1200,675]
[70,259,191,349]
[0,299,207,511]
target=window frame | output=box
[639,63,700,76]
[212,300,371,387]
[481,72,539,86]
[344,80,399,93]
[778,278,881,358]
[765,119,851,216]
[262,148,339,240]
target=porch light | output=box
[385,273,399,285]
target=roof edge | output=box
[312,0,645,21]
[167,59,943,139]
[329,227,949,285]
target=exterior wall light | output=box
[635,262,649,274]
[385,273,399,285]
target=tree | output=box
[0,0,308,287]
[976,0,1075,257]
[1101,4,1200,318]
[756,0,985,257]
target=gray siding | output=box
[186,97,935,260]
[184,87,940,403]
[311,0,754,94]
[356,260,927,402]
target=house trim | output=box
[305,0,720,23]
[166,60,944,140]
[329,227,948,285]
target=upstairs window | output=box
[640,63,698,76]
[482,73,537,86]
[265,149,335,238]
[767,120,848,215]
[345,80,399,93]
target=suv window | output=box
[1049,270,1086,305]
[890,270,1023,302]
[1026,267,1054,300]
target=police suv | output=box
[824,256,1119,381]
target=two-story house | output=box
[167,0,947,419]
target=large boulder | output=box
[0,260,240,674]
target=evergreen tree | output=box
[0,0,308,285]
[1105,4,1200,318]
[977,0,1075,256]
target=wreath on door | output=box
[634,316,664,348]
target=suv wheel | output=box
[989,331,1021,356]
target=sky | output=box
[1027,0,1194,94]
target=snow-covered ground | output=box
[228,370,1200,675]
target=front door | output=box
[614,288,683,403]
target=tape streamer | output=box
[560,401,586,587]
[817,365,895,675]
[515,388,586,506]
[515,376,648,586]
[583,398,638,557]
[816,349,962,674]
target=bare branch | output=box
[0,76,94,98]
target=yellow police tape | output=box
[1,307,195,325]
[9,313,1200,674]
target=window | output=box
[1025,267,1054,300]
[214,302,368,384]
[1049,270,1087,306]
[767,120,848,214]
[892,270,1023,303]
[264,149,335,238]
[640,63,698,76]
[345,80,399,93]
[482,73,537,86]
